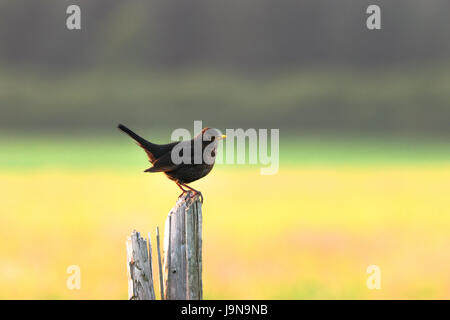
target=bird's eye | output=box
[210,136,216,141]
[211,150,216,157]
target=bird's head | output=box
[199,127,226,146]
[192,128,226,163]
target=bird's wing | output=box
[144,151,178,173]
[139,141,180,164]
[146,141,179,162]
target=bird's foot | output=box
[178,190,195,202]
[196,191,204,203]
[192,191,203,203]
[184,190,203,203]
[178,183,203,203]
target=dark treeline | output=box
[0,0,449,136]
[0,0,449,71]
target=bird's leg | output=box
[176,182,188,198]
[180,183,203,203]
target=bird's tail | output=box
[117,124,153,150]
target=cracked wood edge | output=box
[163,192,203,300]
[126,231,155,300]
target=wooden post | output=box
[126,192,203,300]
[126,231,156,300]
[163,192,203,300]
[156,226,165,300]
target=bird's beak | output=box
[221,135,227,140]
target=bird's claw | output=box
[179,190,203,203]
[196,192,204,203]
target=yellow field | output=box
[1,165,450,299]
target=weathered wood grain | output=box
[163,192,203,300]
[186,198,203,299]
[126,192,203,300]
[126,231,155,300]
[156,226,165,300]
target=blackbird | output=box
[118,124,226,202]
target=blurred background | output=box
[0,0,449,299]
